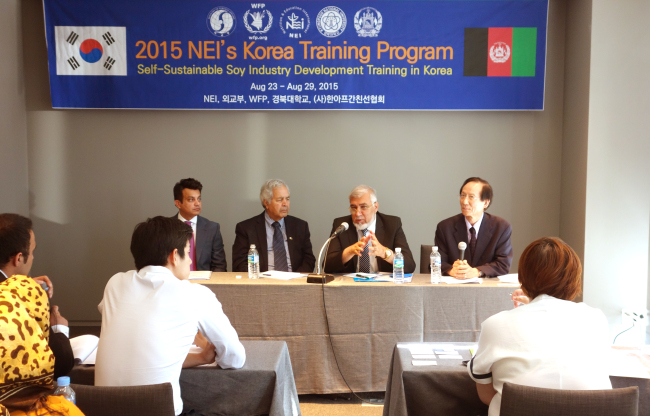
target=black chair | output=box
[71,382,176,416]
[500,382,639,416]
[419,244,434,273]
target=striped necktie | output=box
[358,229,371,273]
[272,222,288,271]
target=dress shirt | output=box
[96,266,245,415]
[465,213,484,242]
[468,295,612,416]
[178,213,197,243]
[264,212,292,271]
[355,216,378,273]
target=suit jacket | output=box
[173,214,227,272]
[232,212,316,273]
[434,212,513,277]
[324,212,416,274]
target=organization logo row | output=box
[208,5,382,39]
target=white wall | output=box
[583,0,650,344]
[9,0,569,323]
[0,0,29,215]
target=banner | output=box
[43,0,548,110]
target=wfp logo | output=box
[55,26,126,76]
[243,3,273,35]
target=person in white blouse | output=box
[96,216,245,415]
[469,237,611,416]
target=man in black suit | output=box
[232,179,315,273]
[325,185,415,274]
[173,178,227,272]
[0,213,74,379]
[434,177,513,278]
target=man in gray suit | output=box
[173,178,227,272]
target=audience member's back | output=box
[95,217,245,415]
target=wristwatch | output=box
[384,248,393,260]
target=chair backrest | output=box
[71,382,176,416]
[420,245,434,273]
[500,382,639,416]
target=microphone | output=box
[331,222,349,238]
[458,242,467,262]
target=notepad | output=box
[260,271,306,280]
[189,271,212,280]
[70,334,99,365]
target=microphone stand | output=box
[307,236,335,284]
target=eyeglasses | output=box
[349,204,372,213]
[459,194,479,202]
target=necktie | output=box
[469,227,477,265]
[272,222,288,272]
[185,221,196,271]
[359,229,371,273]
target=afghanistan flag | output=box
[464,27,537,77]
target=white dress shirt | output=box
[465,213,484,242]
[468,295,612,416]
[356,216,378,273]
[178,213,197,243]
[95,266,245,415]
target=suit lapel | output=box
[374,213,385,247]
[454,216,469,262]
[473,214,493,267]
[255,213,269,272]
[195,216,208,265]
[285,216,298,268]
[340,216,357,270]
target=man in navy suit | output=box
[325,185,416,274]
[434,177,512,278]
[232,179,315,273]
[173,178,227,272]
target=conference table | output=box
[196,273,516,394]
[383,342,650,416]
[69,340,300,416]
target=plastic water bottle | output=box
[431,246,442,284]
[53,376,76,404]
[393,247,404,284]
[248,244,260,279]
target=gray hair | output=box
[349,185,377,204]
[260,179,290,208]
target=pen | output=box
[355,274,373,279]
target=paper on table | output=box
[442,276,482,284]
[411,354,437,359]
[412,360,437,366]
[189,271,212,280]
[406,345,435,355]
[260,270,307,280]
[69,334,99,364]
[497,273,519,283]
[436,355,464,360]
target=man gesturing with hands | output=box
[325,185,415,274]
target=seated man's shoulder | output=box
[484,213,511,229]
[286,214,308,226]
[377,212,404,226]
[436,213,464,228]
[235,213,265,229]
[197,215,221,228]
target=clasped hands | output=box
[448,260,480,280]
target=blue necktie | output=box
[359,229,371,273]
[272,222,288,272]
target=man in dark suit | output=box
[434,177,512,278]
[325,185,415,274]
[173,178,227,272]
[0,213,74,379]
[232,179,315,273]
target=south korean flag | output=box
[55,26,127,76]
